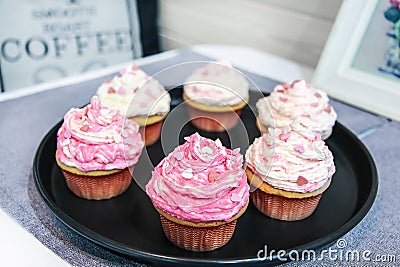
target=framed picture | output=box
[313,0,400,121]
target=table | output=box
[0,45,398,266]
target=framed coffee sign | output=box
[0,0,142,93]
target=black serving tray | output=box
[33,88,378,266]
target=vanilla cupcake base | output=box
[130,114,167,146]
[246,167,331,221]
[155,202,248,252]
[183,93,247,132]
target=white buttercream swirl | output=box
[245,120,335,193]
[96,64,171,117]
[184,60,249,106]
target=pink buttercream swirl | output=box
[257,80,337,133]
[57,96,144,172]
[146,133,249,222]
[245,120,335,193]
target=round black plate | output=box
[33,89,378,266]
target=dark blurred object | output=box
[137,0,160,56]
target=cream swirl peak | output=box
[245,120,336,193]
[96,64,171,117]
[257,80,337,132]
[146,133,249,222]
[184,60,249,106]
[57,96,144,172]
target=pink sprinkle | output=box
[290,79,301,88]
[279,132,291,141]
[208,171,219,183]
[281,82,289,90]
[64,129,71,139]
[91,125,101,132]
[232,147,241,155]
[165,163,174,174]
[174,151,184,160]
[311,102,319,107]
[294,145,305,153]
[306,83,313,89]
[314,132,322,140]
[108,87,116,94]
[277,89,285,94]
[325,105,332,113]
[132,64,139,70]
[120,68,127,75]
[315,92,322,98]
[118,86,126,94]
[192,86,199,93]
[80,125,89,132]
[230,193,242,203]
[279,97,288,102]
[297,176,309,186]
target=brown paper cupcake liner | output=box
[138,119,163,146]
[187,104,242,132]
[159,214,237,252]
[62,168,132,200]
[251,189,322,221]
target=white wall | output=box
[158,0,343,68]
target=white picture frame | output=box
[312,0,400,121]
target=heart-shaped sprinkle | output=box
[311,102,319,107]
[297,176,309,186]
[325,105,332,113]
[63,129,71,139]
[294,145,305,153]
[132,64,139,70]
[118,86,126,94]
[279,132,291,141]
[315,92,322,98]
[201,146,213,154]
[80,125,89,132]
[182,168,193,179]
[281,82,289,90]
[208,171,219,183]
[231,193,242,202]
[232,147,241,155]
[279,97,288,102]
[291,79,301,88]
[108,87,116,94]
[314,132,322,140]
[165,163,174,174]
[174,151,184,160]
[61,139,70,146]
[92,125,101,132]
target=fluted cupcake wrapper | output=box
[187,104,242,132]
[251,189,322,221]
[159,214,237,252]
[62,168,132,200]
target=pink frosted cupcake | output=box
[245,120,336,221]
[56,96,144,200]
[97,64,171,146]
[183,60,249,132]
[256,80,337,140]
[146,133,249,251]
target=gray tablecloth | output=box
[0,49,398,266]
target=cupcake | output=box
[245,120,335,221]
[146,133,249,251]
[56,96,144,200]
[256,80,337,140]
[97,64,171,146]
[183,60,249,132]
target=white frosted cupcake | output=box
[97,64,171,145]
[256,80,337,140]
[183,60,249,132]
